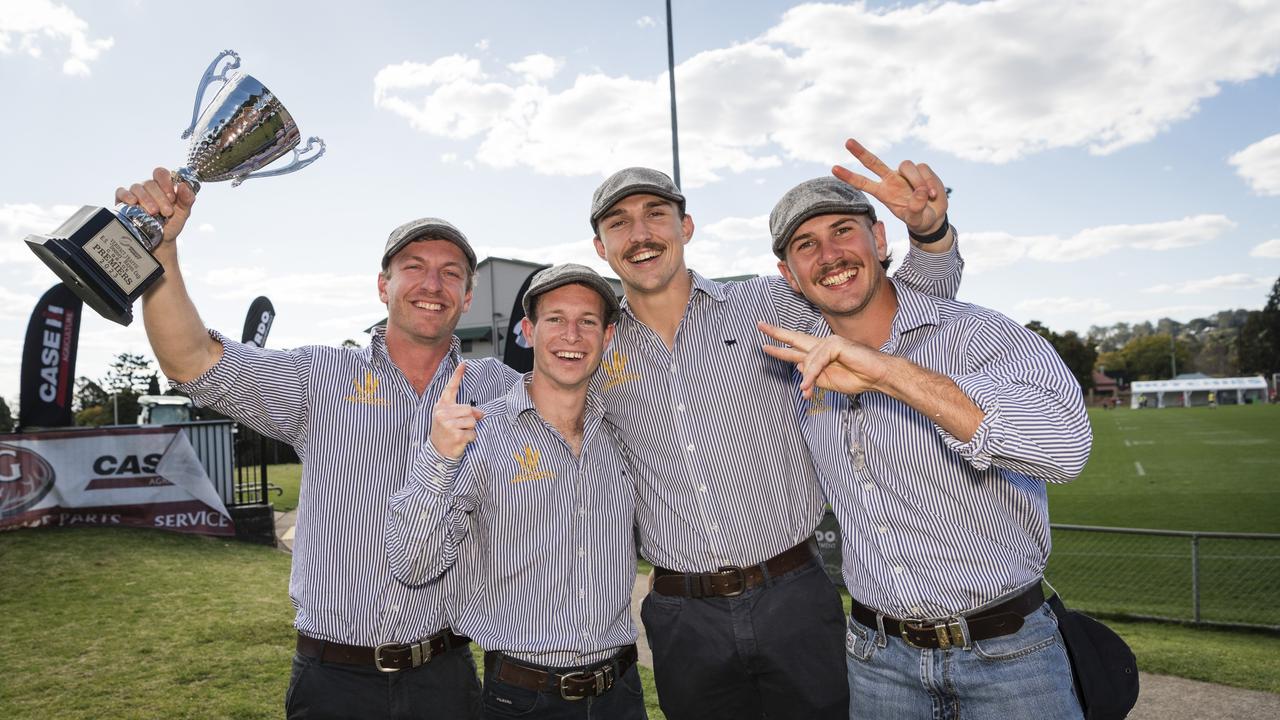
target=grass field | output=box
[1044,405,1280,628]
[4,405,1275,718]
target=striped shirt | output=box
[178,327,519,646]
[598,246,963,572]
[797,280,1091,618]
[386,378,636,667]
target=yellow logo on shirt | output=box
[346,371,389,406]
[601,350,640,391]
[806,387,831,415]
[512,445,553,483]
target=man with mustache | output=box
[758,174,1091,719]
[117,168,519,719]
[386,264,647,718]
[588,140,962,720]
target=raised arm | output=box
[116,167,222,383]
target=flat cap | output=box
[382,217,477,271]
[523,263,621,324]
[590,167,686,232]
[769,178,877,259]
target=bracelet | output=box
[908,215,950,245]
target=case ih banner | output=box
[18,283,82,429]
[0,425,233,537]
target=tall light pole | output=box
[665,0,681,188]
[1170,332,1178,378]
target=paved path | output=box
[275,511,1278,718]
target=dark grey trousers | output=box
[640,557,847,720]
[285,644,482,719]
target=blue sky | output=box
[2,0,1279,404]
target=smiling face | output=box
[778,213,889,320]
[522,283,615,392]
[593,193,694,297]
[378,238,473,347]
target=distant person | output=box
[117,169,520,719]
[1208,391,1217,408]
[588,138,962,720]
[759,174,1092,719]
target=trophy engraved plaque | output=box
[25,50,325,326]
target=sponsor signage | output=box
[18,284,82,428]
[0,425,233,537]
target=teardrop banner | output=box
[18,284,83,429]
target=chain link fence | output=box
[1046,524,1280,631]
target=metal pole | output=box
[112,393,118,425]
[665,0,681,188]
[1170,333,1177,378]
[1191,534,1201,623]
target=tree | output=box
[1239,277,1280,377]
[73,353,159,426]
[0,397,13,433]
[1115,333,1192,380]
[1026,321,1097,391]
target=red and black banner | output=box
[18,284,82,429]
[240,295,276,347]
[502,266,549,374]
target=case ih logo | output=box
[0,443,56,518]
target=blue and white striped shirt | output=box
[386,378,637,667]
[796,280,1091,618]
[598,246,963,572]
[178,327,519,646]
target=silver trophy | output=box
[26,50,325,326]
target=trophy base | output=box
[25,206,165,327]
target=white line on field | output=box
[1134,461,1146,476]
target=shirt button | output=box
[862,482,874,492]
[677,403,685,412]
[670,363,677,373]
[583,631,591,638]
[912,606,923,615]
[420,511,431,521]
[709,523,719,532]
[698,485,707,493]
[435,462,447,472]
[578,547,585,557]
[389,604,400,612]
[579,506,587,516]
[894,566,904,575]
[578,589,585,599]
[878,526,888,534]
[686,443,695,452]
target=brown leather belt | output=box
[652,537,818,598]
[850,583,1045,650]
[485,645,638,701]
[296,629,470,672]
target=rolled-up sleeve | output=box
[385,443,477,587]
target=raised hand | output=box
[430,363,485,459]
[757,322,890,399]
[832,138,947,236]
[114,167,198,245]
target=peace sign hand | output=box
[832,138,948,237]
[430,362,485,459]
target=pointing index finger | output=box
[438,362,466,405]
[756,322,816,352]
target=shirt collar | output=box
[804,277,941,345]
[367,325,463,370]
[617,269,725,328]
[505,373,606,424]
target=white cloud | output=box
[475,39,490,51]
[637,16,656,28]
[0,0,113,76]
[958,215,1230,272]
[1142,273,1270,295]
[0,202,82,269]
[372,1,1280,184]
[1016,296,1113,318]
[508,54,562,83]
[1250,238,1280,258]
[1230,133,1280,196]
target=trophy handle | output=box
[181,50,242,140]
[230,137,326,187]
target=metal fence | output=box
[1046,524,1280,631]
[178,420,269,507]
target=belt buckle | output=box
[559,665,612,701]
[715,565,747,597]
[374,642,404,673]
[899,618,930,649]
[899,618,964,650]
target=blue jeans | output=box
[285,644,481,719]
[844,602,1083,720]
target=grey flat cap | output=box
[523,263,621,324]
[590,167,686,232]
[382,217,477,271]
[769,178,878,259]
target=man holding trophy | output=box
[117,168,519,718]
